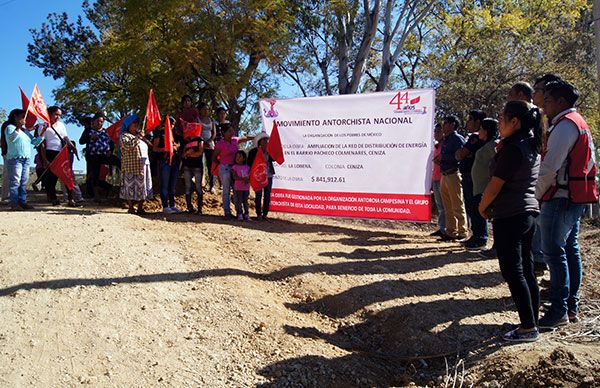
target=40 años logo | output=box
[389,91,428,115]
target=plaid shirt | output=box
[120,133,143,176]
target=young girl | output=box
[212,124,253,217]
[479,101,542,342]
[232,150,251,221]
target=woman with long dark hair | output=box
[479,101,542,342]
[4,109,42,210]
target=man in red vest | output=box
[535,81,598,329]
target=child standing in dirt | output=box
[232,150,251,221]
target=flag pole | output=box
[141,115,147,135]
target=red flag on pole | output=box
[106,117,125,144]
[250,148,269,192]
[266,121,284,164]
[48,146,76,190]
[19,87,38,129]
[27,84,51,125]
[164,116,174,165]
[145,89,161,132]
[179,118,202,140]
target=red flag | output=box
[211,161,220,177]
[48,146,75,191]
[106,117,125,144]
[179,118,202,139]
[27,84,51,124]
[250,148,269,191]
[19,87,38,129]
[164,116,174,164]
[266,121,284,164]
[145,89,161,132]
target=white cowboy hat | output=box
[253,131,270,148]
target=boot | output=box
[197,196,203,215]
[186,194,194,213]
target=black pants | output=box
[493,212,539,329]
[44,150,73,202]
[203,149,215,189]
[463,176,488,242]
[255,177,273,217]
[84,155,94,196]
[88,154,120,195]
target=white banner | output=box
[259,90,435,221]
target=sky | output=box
[0,0,301,172]
[0,0,87,170]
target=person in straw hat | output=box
[247,131,276,221]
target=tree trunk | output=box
[337,14,351,94]
[347,0,380,94]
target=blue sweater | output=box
[5,124,34,160]
[440,131,466,173]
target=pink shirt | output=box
[232,164,250,191]
[214,137,239,165]
[432,142,442,181]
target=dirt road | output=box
[0,198,598,387]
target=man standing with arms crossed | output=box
[436,115,468,241]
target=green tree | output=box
[277,0,434,95]
[420,0,598,138]
[28,0,293,132]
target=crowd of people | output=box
[0,96,276,221]
[432,75,597,342]
[1,78,597,344]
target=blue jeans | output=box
[432,180,445,232]
[539,198,587,316]
[219,164,233,216]
[159,159,180,208]
[234,190,249,216]
[7,157,30,205]
[255,177,273,217]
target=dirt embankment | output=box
[0,194,598,387]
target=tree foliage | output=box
[28,0,598,139]
[412,0,598,137]
[275,0,434,95]
[28,0,292,131]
